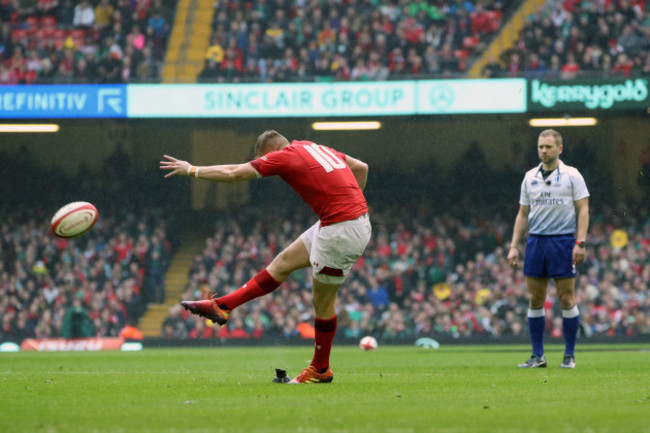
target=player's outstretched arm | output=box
[345,155,368,190]
[160,155,258,183]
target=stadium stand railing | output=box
[162,0,213,83]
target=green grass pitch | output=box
[1,344,649,433]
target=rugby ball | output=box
[359,335,378,351]
[51,201,98,239]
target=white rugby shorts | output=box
[300,213,371,285]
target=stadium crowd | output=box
[0,0,176,84]
[160,199,650,342]
[0,212,172,341]
[0,147,180,342]
[200,0,650,83]
[198,0,506,82]
[483,0,650,78]
[1,0,647,84]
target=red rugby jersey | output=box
[250,140,368,226]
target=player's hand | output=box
[160,154,191,178]
[507,247,519,268]
[572,244,585,266]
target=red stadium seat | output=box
[53,36,66,49]
[42,27,56,38]
[68,29,86,48]
[11,29,29,43]
[33,28,46,40]
[40,16,57,28]
[69,29,86,40]
[53,28,67,39]
[50,29,67,48]
[24,16,39,30]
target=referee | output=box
[507,129,590,369]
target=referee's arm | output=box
[508,205,529,267]
[573,197,589,265]
[510,205,530,249]
[574,198,589,243]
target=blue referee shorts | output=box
[524,234,577,279]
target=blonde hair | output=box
[539,129,563,146]
[254,130,289,157]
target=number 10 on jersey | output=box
[304,143,346,173]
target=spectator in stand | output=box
[332,54,351,80]
[6,45,36,84]
[505,51,522,77]
[61,296,95,338]
[560,52,580,79]
[546,54,562,79]
[33,57,54,82]
[161,305,187,339]
[37,0,58,17]
[94,0,114,32]
[147,8,167,54]
[523,52,545,78]
[198,58,221,82]
[135,45,157,81]
[119,318,143,340]
[481,55,503,78]
[56,0,74,28]
[146,234,169,304]
[579,48,599,75]
[127,25,146,51]
[73,0,94,29]
[612,52,635,77]
[438,43,460,76]
[0,22,13,56]
[97,48,123,83]
[351,57,370,80]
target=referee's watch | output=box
[576,240,586,248]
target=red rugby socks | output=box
[310,315,337,373]
[214,269,280,311]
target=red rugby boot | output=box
[289,366,334,384]
[180,299,229,326]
